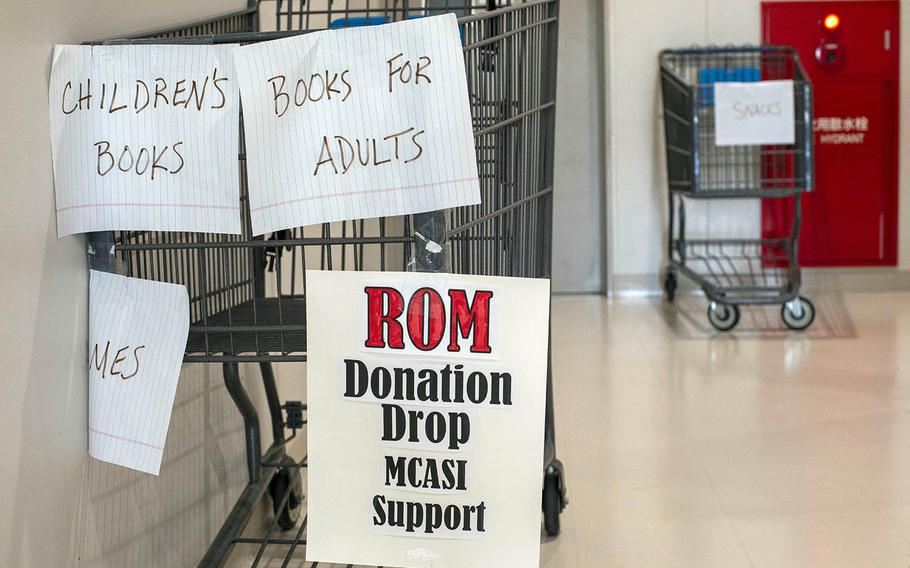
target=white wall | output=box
[606,0,910,286]
[606,0,705,283]
[552,0,605,293]
[0,2,263,566]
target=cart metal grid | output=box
[660,46,813,197]
[659,46,816,331]
[86,1,564,565]
[674,238,795,302]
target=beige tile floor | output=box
[543,290,910,568]
[229,290,910,567]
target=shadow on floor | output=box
[658,290,856,340]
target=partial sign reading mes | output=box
[714,79,796,146]
[233,14,481,235]
[305,270,549,568]
[49,45,241,237]
[88,270,189,475]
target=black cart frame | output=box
[659,46,817,331]
[86,1,564,565]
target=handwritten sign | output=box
[88,270,189,475]
[233,14,481,236]
[49,45,241,238]
[305,270,549,567]
[714,80,795,146]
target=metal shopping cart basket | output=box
[86,0,564,565]
[659,46,816,331]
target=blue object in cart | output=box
[698,66,760,105]
[405,15,467,43]
[330,14,466,43]
[328,16,389,28]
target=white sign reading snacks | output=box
[714,80,795,146]
[233,15,481,236]
[49,45,241,238]
[305,270,549,568]
[88,270,189,475]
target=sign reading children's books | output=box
[49,44,241,237]
[305,270,549,568]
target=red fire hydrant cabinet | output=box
[762,0,899,266]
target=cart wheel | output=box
[268,457,302,530]
[543,472,562,537]
[781,296,815,331]
[707,302,740,332]
[664,270,678,303]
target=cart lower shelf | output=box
[665,238,815,332]
[669,238,798,304]
[186,298,307,360]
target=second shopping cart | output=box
[660,46,816,331]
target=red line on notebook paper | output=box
[89,428,164,451]
[250,176,480,214]
[57,202,239,213]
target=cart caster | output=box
[268,456,303,530]
[663,269,678,303]
[782,296,815,331]
[542,463,566,537]
[707,302,740,332]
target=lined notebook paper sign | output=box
[49,45,242,238]
[714,80,796,146]
[233,14,481,235]
[88,270,189,475]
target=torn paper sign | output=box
[88,270,189,475]
[49,44,241,238]
[233,14,481,235]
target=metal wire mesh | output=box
[96,4,559,566]
[122,4,260,39]
[660,46,813,196]
[272,0,508,30]
[678,239,794,301]
[111,0,558,364]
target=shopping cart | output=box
[86,0,564,565]
[659,46,816,331]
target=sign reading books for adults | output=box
[88,270,189,475]
[306,270,549,568]
[233,15,481,236]
[714,80,796,146]
[49,45,241,237]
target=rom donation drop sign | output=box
[305,270,550,568]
